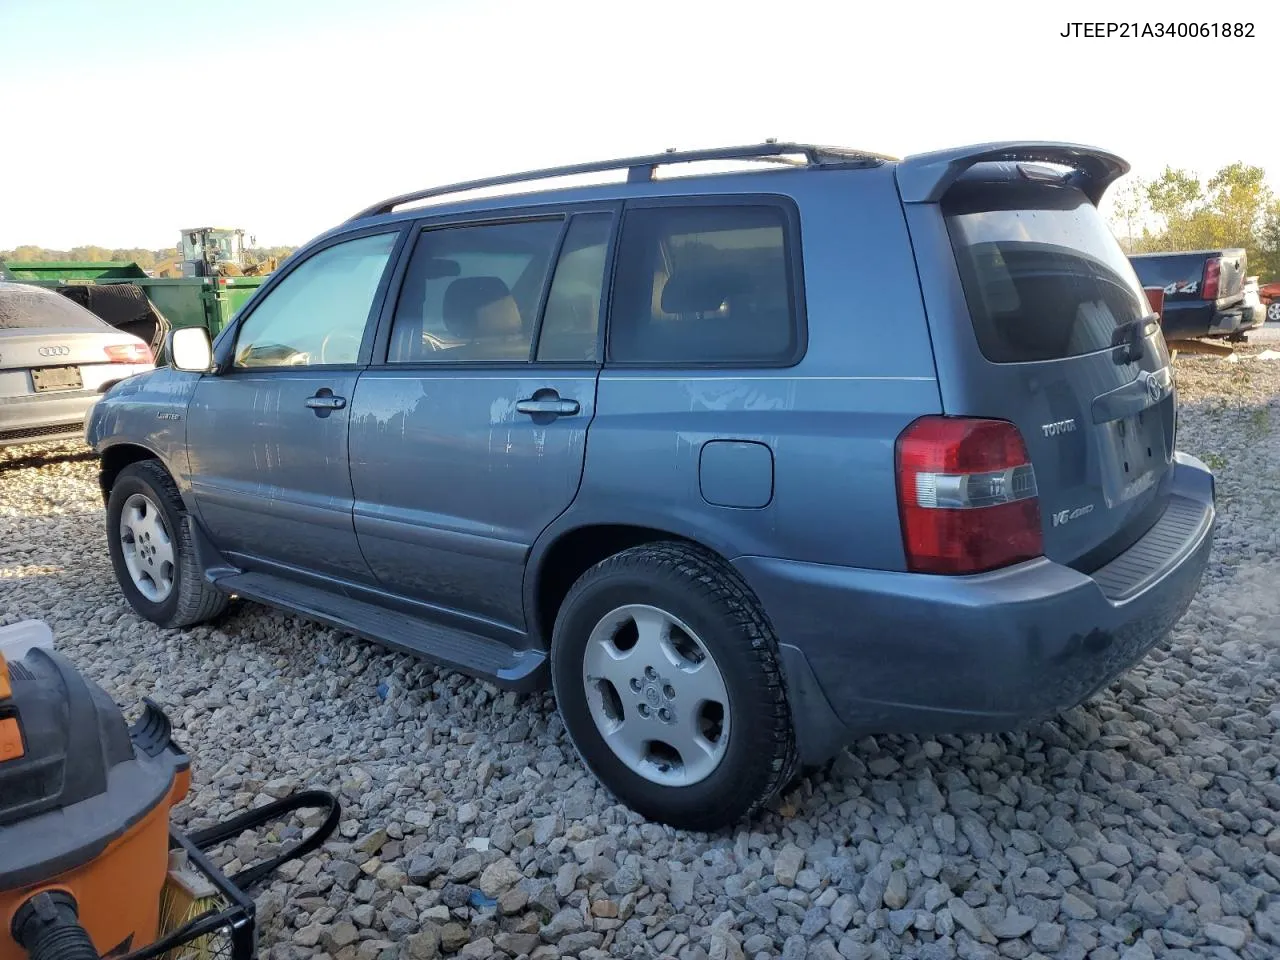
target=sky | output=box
[1,0,1276,250]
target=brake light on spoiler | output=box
[896,417,1043,574]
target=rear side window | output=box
[0,285,108,331]
[608,204,798,364]
[388,219,562,363]
[945,184,1151,363]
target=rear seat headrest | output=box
[660,270,744,315]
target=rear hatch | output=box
[930,174,1176,569]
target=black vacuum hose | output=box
[11,892,99,960]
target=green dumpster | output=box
[1,261,266,356]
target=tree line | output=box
[0,245,297,274]
[1108,162,1279,280]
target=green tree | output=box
[1256,201,1280,281]
[1110,176,1146,252]
[1145,168,1204,250]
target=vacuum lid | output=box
[0,647,136,826]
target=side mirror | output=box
[169,326,215,373]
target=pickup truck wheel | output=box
[106,460,229,628]
[551,542,797,831]
[1268,301,1280,323]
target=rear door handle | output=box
[516,397,580,417]
[305,392,346,411]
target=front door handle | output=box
[305,390,346,412]
[516,397,580,417]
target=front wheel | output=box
[106,460,229,628]
[1268,301,1280,323]
[551,542,797,831]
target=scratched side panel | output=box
[349,368,596,635]
[184,371,370,581]
[573,374,940,568]
[87,367,201,497]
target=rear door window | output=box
[944,184,1152,363]
[607,204,799,364]
[387,219,563,363]
[536,213,612,363]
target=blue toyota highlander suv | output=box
[87,142,1216,830]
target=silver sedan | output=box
[0,282,155,447]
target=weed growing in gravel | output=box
[1202,452,1228,472]
[1247,408,1271,440]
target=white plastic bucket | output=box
[0,620,55,661]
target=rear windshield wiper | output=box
[1111,312,1158,364]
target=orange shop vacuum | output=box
[0,621,339,960]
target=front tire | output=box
[551,542,797,831]
[106,460,229,628]
[1268,301,1280,324]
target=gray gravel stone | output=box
[775,844,805,887]
[830,894,857,931]
[1030,922,1064,951]
[947,899,989,941]
[883,870,908,909]
[1203,923,1247,950]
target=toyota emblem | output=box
[1145,373,1162,403]
[38,345,70,357]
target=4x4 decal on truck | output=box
[1163,280,1198,295]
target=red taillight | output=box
[104,343,152,364]
[895,417,1043,575]
[1144,286,1165,321]
[1201,257,1221,301]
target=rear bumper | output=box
[735,453,1215,762]
[1209,309,1246,336]
[1160,304,1244,340]
[0,391,100,446]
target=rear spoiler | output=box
[895,142,1130,206]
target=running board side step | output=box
[212,571,547,692]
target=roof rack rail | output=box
[348,142,895,221]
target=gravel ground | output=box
[3,351,1280,960]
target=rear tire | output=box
[551,541,797,831]
[106,460,229,628]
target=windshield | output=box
[945,183,1151,364]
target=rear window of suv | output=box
[944,182,1151,364]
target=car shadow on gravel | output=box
[0,444,97,472]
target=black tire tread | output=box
[555,540,798,830]
[115,460,229,628]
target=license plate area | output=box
[1103,411,1163,506]
[31,366,83,392]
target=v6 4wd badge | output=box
[1052,504,1094,527]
